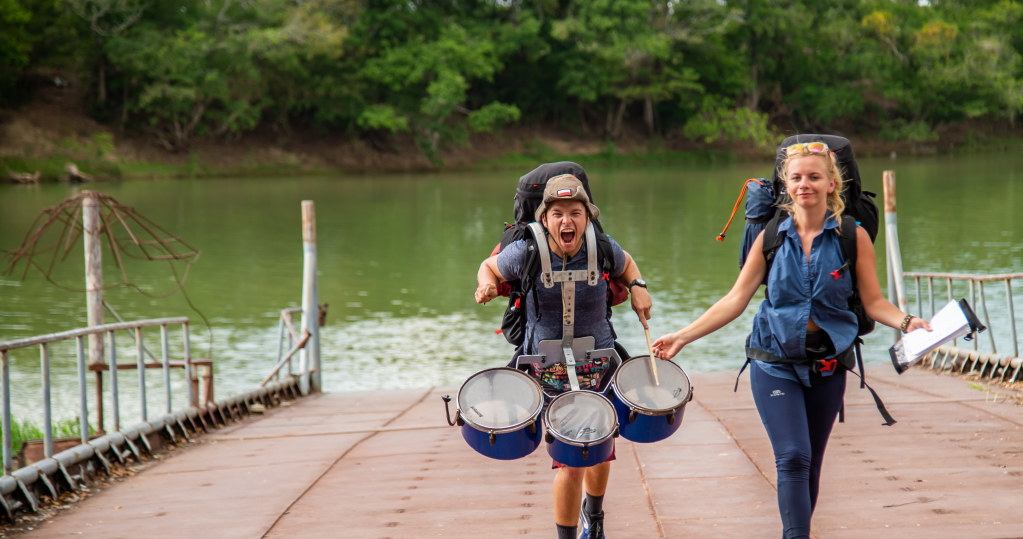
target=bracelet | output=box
[899,314,914,332]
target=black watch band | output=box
[628,278,647,290]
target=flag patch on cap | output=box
[556,189,572,198]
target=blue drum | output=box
[455,367,544,460]
[544,390,618,467]
[610,355,693,443]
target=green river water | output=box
[1,153,1021,424]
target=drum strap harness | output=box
[527,221,601,392]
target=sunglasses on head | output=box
[785,142,831,156]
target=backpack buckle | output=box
[814,358,838,373]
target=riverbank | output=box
[4,83,1023,183]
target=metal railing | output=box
[0,316,303,521]
[902,272,1022,382]
[0,317,201,474]
[263,305,326,388]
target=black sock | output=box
[556,523,577,539]
[584,493,604,514]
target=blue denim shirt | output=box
[748,215,858,385]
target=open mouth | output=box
[560,229,576,246]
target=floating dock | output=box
[17,365,1023,538]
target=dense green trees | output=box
[3,0,1022,159]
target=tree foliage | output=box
[0,0,32,103]
[3,0,1022,154]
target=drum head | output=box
[546,391,616,443]
[615,356,691,413]
[458,368,543,431]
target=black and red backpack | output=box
[490,161,627,348]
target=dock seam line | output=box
[628,442,666,538]
[260,386,436,537]
[695,396,778,492]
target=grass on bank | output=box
[6,130,1023,183]
[3,142,736,182]
[0,417,92,456]
[1,153,316,183]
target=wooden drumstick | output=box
[644,325,659,385]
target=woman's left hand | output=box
[904,315,932,333]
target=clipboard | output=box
[889,298,986,374]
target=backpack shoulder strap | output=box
[526,222,555,288]
[593,227,615,272]
[760,211,787,276]
[584,223,599,285]
[838,212,855,274]
[838,214,858,285]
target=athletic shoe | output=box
[578,501,605,539]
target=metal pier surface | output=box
[18,366,1023,538]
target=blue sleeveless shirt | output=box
[748,215,858,385]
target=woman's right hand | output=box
[651,331,685,360]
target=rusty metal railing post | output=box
[300,201,321,394]
[40,343,53,458]
[161,324,171,414]
[76,335,90,444]
[1007,279,1019,358]
[275,316,286,383]
[136,327,147,422]
[2,350,11,475]
[183,322,195,408]
[109,331,120,432]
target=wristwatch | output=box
[627,278,647,290]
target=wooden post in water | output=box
[300,201,321,394]
[883,171,909,341]
[83,192,106,430]
[83,192,105,366]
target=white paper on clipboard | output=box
[889,299,979,373]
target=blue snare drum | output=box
[610,355,693,443]
[544,390,618,467]
[455,367,544,460]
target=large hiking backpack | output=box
[500,162,593,250]
[491,161,627,347]
[718,134,879,270]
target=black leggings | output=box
[750,359,846,539]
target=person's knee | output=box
[774,444,812,479]
[558,466,586,483]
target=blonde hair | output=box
[776,150,845,220]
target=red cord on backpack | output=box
[716,179,765,241]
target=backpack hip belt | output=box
[744,343,855,371]
[738,337,896,426]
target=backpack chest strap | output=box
[526,222,600,288]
